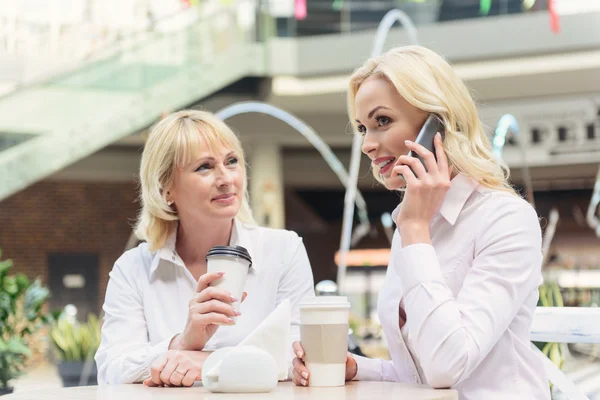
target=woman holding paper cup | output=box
[292,46,549,399]
[96,109,315,386]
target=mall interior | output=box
[1,0,600,398]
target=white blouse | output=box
[95,219,315,384]
[355,174,550,400]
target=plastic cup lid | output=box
[299,296,350,309]
[206,245,252,267]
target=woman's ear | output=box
[165,190,174,206]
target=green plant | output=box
[0,249,51,389]
[50,313,101,362]
[534,282,565,371]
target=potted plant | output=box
[50,312,101,387]
[534,281,565,394]
[534,282,565,369]
[0,249,51,395]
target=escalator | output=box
[0,7,265,201]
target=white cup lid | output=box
[299,296,350,310]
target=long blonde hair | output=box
[134,109,256,251]
[348,45,516,195]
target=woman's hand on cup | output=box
[143,350,209,387]
[291,341,358,386]
[170,272,246,351]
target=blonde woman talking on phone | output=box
[292,46,548,399]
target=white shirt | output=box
[354,174,550,400]
[95,219,315,384]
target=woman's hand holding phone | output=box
[394,132,451,247]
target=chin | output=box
[383,175,407,191]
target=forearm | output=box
[96,336,174,384]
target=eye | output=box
[195,163,211,172]
[376,116,391,127]
[356,124,366,135]
[227,157,238,165]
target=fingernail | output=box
[405,140,413,144]
[234,311,242,316]
[227,318,235,324]
[217,272,225,276]
[230,296,239,302]
[302,371,308,379]
[301,379,307,386]
[296,351,303,358]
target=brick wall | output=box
[0,180,139,314]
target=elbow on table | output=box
[421,357,467,389]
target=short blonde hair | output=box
[134,109,256,251]
[348,45,516,195]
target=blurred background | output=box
[1,0,600,397]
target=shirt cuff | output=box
[353,355,383,381]
[394,243,444,293]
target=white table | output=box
[5,381,458,400]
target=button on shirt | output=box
[354,174,550,400]
[95,219,315,384]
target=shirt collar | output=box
[437,173,479,225]
[150,218,258,277]
[391,173,478,226]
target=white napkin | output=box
[236,299,292,381]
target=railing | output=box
[0,5,262,201]
[531,307,600,400]
[0,1,257,92]
[272,0,550,37]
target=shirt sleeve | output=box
[95,253,175,384]
[395,199,542,388]
[354,355,400,382]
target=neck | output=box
[176,217,234,269]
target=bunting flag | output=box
[295,0,307,20]
[548,0,560,33]
[480,0,491,15]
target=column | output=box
[249,142,285,229]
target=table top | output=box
[5,381,458,400]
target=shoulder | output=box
[476,188,539,224]
[239,223,303,245]
[472,188,541,246]
[112,242,155,279]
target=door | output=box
[48,253,99,322]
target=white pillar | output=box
[249,142,285,229]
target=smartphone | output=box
[406,114,445,174]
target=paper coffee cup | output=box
[299,296,350,387]
[206,245,252,312]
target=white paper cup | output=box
[206,246,252,312]
[299,296,351,387]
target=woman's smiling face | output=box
[355,75,427,190]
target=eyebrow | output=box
[355,106,391,123]
[196,151,236,163]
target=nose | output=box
[361,131,378,157]
[215,164,233,187]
